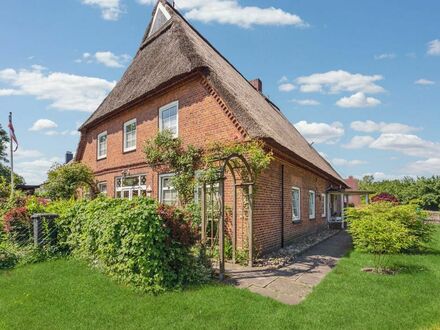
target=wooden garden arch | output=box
[200,153,255,280]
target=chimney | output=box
[65,151,73,164]
[250,78,263,93]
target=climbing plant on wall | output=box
[143,130,273,207]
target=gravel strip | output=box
[253,229,341,268]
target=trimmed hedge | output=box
[67,197,210,293]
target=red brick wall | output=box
[78,75,335,255]
[253,157,330,253]
[79,76,244,198]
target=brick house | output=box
[76,0,351,254]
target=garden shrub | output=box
[42,162,96,200]
[67,197,210,293]
[3,206,32,243]
[0,196,69,268]
[346,202,433,271]
[372,192,399,204]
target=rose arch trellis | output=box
[200,153,255,280]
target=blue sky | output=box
[1,0,439,184]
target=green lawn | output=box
[1,228,440,330]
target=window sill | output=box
[123,148,136,154]
[309,217,316,221]
[292,219,301,224]
[97,156,107,161]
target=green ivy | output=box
[67,197,210,293]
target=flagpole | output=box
[9,112,14,198]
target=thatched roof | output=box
[79,0,345,185]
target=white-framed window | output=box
[159,173,177,205]
[321,193,327,217]
[159,101,178,137]
[115,175,147,199]
[148,1,171,37]
[292,187,301,222]
[309,190,316,219]
[97,182,107,195]
[123,119,137,152]
[97,131,107,160]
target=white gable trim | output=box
[148,2,171,37]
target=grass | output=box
[1,228,440,330]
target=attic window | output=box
[148,2,171,37]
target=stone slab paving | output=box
[225,230,352,305]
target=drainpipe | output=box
[281,164,284,248]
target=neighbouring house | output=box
[76,0,358,255]
[345,176,361,207]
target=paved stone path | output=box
[225,230,352,305]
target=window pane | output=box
[98,183,107,194]
[123,176,139,187]
[161,104,178,135]
[309,192,315,218]
[292,189,300,219]
[125,121,136,150]
[161,175,177,205]
[98,133,107,158]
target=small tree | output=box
[346,202,432,272]
[43,162,96,200]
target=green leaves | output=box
[359,175,440,211]
[66,197,209,293]
[346,202,434,271]
[43,162,96,200]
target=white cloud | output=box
[81,0,122,21]
[136,0,155,4]
[139,0,306,28]
[0,89,23,96]
[406,158,440,175]
[29,119,58,131]
[369,133,440,158]
[0,66,116,112]
[336,92,381,108]
[427,39,440,56]
[278,83,296,92]
[77,51,131,68]
[291,99,320,106]
[342,135,375,149]
[278,76,289,84]
[294,121,344,144]
[295,70,385,94]
[374,53,396,60]
[15,149,44,159]
[15,157,62,185]
[350,120,420,134]
[360,172,411,181]
[44,130,79,136]
[415,78,435,85]
[332,158,366,166]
